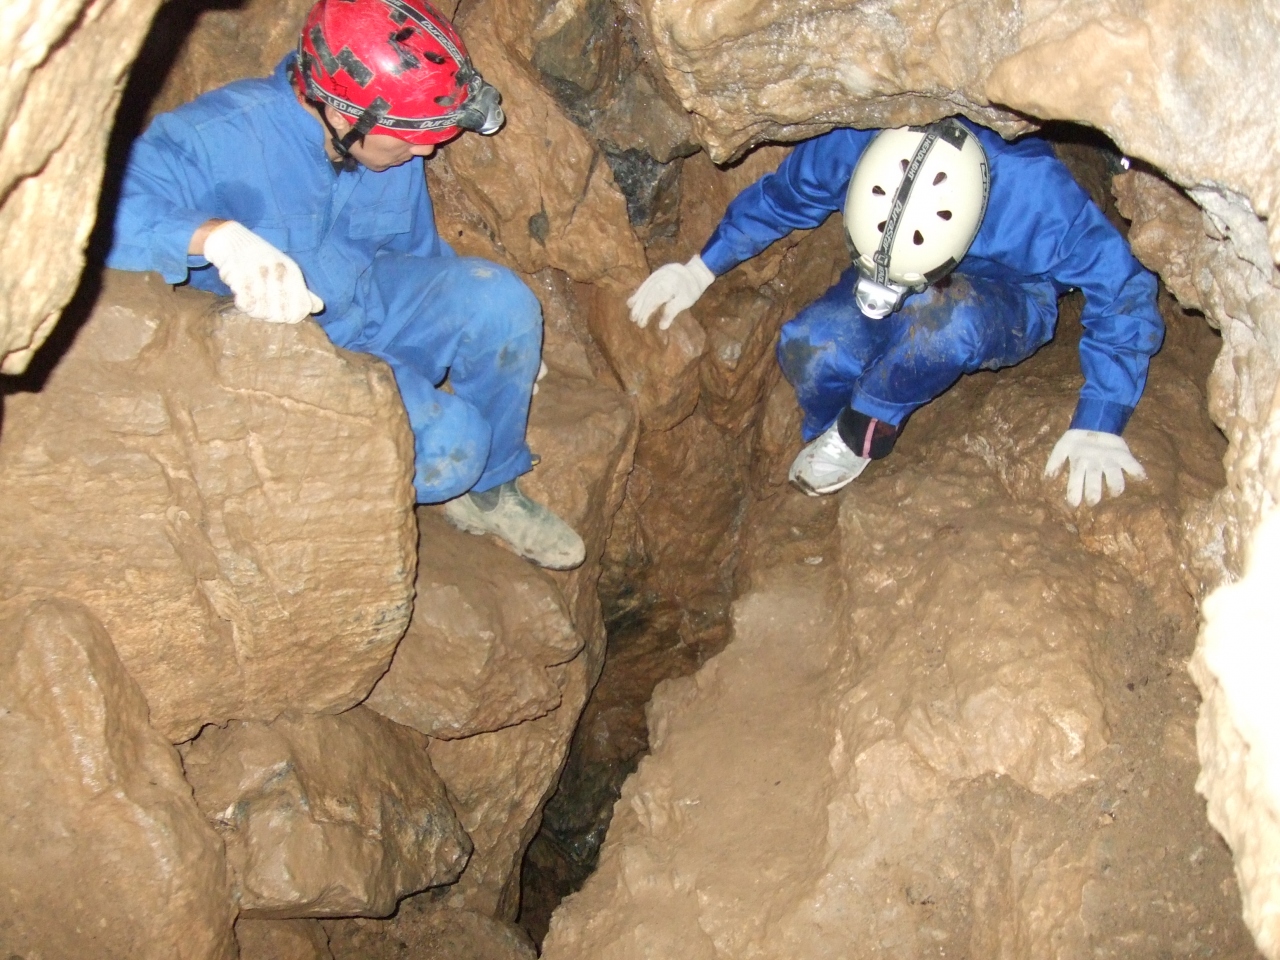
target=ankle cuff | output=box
[837,408,901,460]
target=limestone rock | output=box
[236,919,334,960]
[0,599,235,960]
[1191,509,1280,960]
[638,0,1280,270]
[365,511,582,740]
[0,271,417,740]
[444,0,648,293]
[0,0,164,374]
[326,901,536,960]
[426,368,637,919]
[543,314,1249,958]
[182,706,471,918]
[585,283,706,431]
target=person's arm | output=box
[699,127,876,277]
[188,218,228,255]
[629,128,875,329]
[106,111,227,282]
[1010,154,1163,505]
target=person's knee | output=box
[778,325,832,390]
[409,402,491,503]
[458,258,542,340]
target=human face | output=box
[346,132,436,171]
[322,107,435,171]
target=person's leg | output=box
[346,254,542,502]
[787,271,1057,495]
[336,253,583,568]
[777,266,902,442]
[848,272,1058,427]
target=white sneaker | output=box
[788,422,871,496]
[443,480,586,570]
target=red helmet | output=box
[296,0,503,151]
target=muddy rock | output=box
[236,919,334,960]
[585,283,706,431]
[0,0,163,374]
[0,272,416,740]
[366,511,582,740]
[443,0,648,293]
[182,706,470,918]
[542,304,1251,959]
[0,599,235,960]
[424,368,637,919]
[326,901,536,960]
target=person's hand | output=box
[202,221,324,324]
[533,360,548,395]
[1044,428,1146,507]
[626,255,715,330]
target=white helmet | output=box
[844,119,989,318]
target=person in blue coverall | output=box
[629,119,1164,506]
[106,0,585,569]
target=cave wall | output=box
[2,0,1279,956]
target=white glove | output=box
[1044,428,1146,507]
[626,255,715,330]
[202,221,324,324]
[533,359,548,395]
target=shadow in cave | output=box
[0,0,245,405]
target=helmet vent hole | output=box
[872,185,885,196]
[933,171,947,185]
[912,230,924,245]
[392,27,414,42]
[900,158,909,172]
[937,210,952,220]
[424,51,447,65]
[877,220,886,233]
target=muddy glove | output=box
[202,221,324,324]
[627,255,715,330]
[1044,428,1146,507]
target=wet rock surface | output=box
[541,289,1257,957]
[182,706,470,918]
[0,271,417,740]
[0,599,236,959]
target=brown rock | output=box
[585,284,705,431]
[183,706,470,918]
[0,599,236,960]
[443,1,648,293]
[366,511,582,739]
[326,901,536,960]
[0,271,417,740]
[236,919,334,960]
[0,0,165,374]
[425,368,637,918]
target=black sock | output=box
[836,407,902,460]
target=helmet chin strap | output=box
[318,98,390,172]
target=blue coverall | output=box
[106,55,540,504]
[699,124,1165,443]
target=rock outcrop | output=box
[365,511,582,740]
[183,707,471,918]
[542,299,1253,958]
[0,0,164,373]
[0,599,236,959]
[0,271,417,740]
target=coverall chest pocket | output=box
[348,201,413,241]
